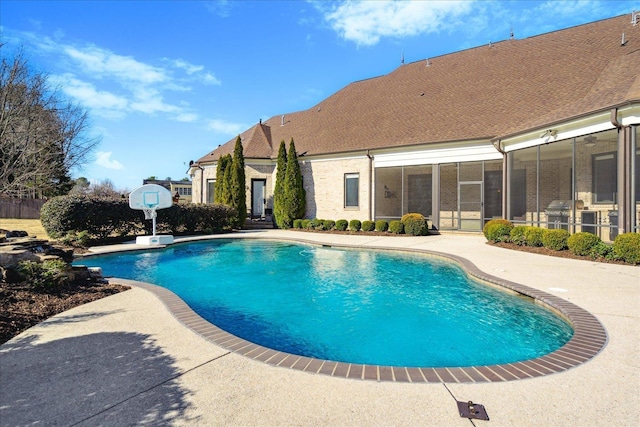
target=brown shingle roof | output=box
[198,14,639,164]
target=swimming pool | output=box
[79,239,574,368]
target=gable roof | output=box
[198,14,640,164]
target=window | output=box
[593,153,617,203]
[345,173,359,208]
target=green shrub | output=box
[292,219,303,229]
[401,213,429,236]
[59,230,91,248]
[17,259,69,290]
[375,220,389,232]
[349,219,361,231]
[612,233,640,264]
[542,229,570,251]
[41,195,234,241]
[483,219,513,242]
[510,226,528,245]
[335,219,348,231]
[590,240,613,260]
[567,232,601,256]
[301,219,312,229]
[524,227,544,247]
[309,218,323,230]
[389,220,404,234]
[361,220,375,232]
[322,219,335,230]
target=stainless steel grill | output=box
[545,200,571,230]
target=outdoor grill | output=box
[545,200,583,230]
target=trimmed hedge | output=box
[524,227,544,247]
[542,229,569,251]
[389,220,404,234]
[361,220,375,232]
[483,219,513,242]
[401,213,429,236]
[323,219,336,231]
[292,219,303,229]
[375,220,389,232]
[510,226,528,245]
[40,195,235,241]
[335,219,348,231]
[567,232,601,256]
[613,233,640,264]
[349,219,361,231]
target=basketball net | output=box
[143,207,158,220]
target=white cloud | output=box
[95,151,125,170]
[175,113,199,122]
[64,45,167,84]
[321,0,475,46]
[202,72,222,85]
[205,119,245,135]
[51,74,129,119]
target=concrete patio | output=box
[1,230,638,426]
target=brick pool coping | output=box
[89,237,608,383]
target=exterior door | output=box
[459,182,483,230]
[251,179,266,218]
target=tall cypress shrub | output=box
[273,140,287,228]
[214,154,232,204]
[282,138,306,227]
[229,136,246,227]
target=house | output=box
[142,179,192,204]
[189,13,640,241]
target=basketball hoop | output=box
[129,184,174,243]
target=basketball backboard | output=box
[129,184,173,210]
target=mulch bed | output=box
[488,241,629,264]
[0,281,129,345]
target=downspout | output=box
[366,150,374,221]
[610,107,632,235]
[492,140,508,219]
[193,163,204,204]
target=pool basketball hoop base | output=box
[129,184,174,246]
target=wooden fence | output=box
[0,198,46,219]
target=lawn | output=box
[0,219,51,240]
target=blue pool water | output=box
[79,239,573,367]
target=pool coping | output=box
[82,235,608,383]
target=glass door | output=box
[459,182,483,230]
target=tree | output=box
[273,140,287,228]
[214,154,232,204]
[282,138,305,228]
[0,48,99,198]
[229,136,246,227]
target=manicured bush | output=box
[375,220,389,232]
[612,233,640,264]
[292,219,303,229]
[41,195,235,241]
[335,219,348,231]
[510,226,528,245]
[361,220,375,232]
[542,229,570,251]
[322,219,335,230]
[301,219,312,229]
[482,218,513,242]
[401,213,429,236]
[309,218,323,230]
[524,227,545,247]
[389,220,404,234]
[349,219,361,231]
[567,232,601,256]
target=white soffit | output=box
[374,143,502,168]
[501,105,640,153]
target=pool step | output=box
[243,217,275,230]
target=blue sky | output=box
[1,0,637,191]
